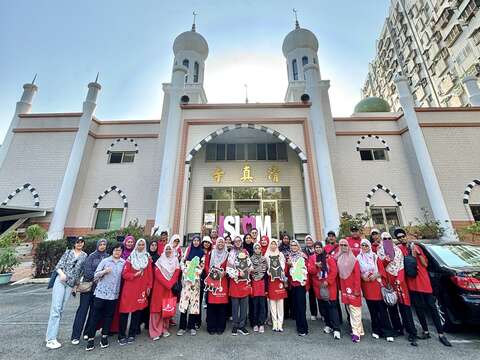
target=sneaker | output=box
[127,336,135,343]
[232,327,238,336]
[439,335,452,347]
[298,333,307,337]
[323,326,333,334]
[176,329,186,336]
[386,336,394,342]
[152,336,160,341]
[46,340,61,350]
[190,329,197,336]
[100,336,109,348]
[163,332,171,338]
[259,326,265,333]
[83,334,89,340]
[118,338,128,346]
[372,333,380,339]
[203,304,207,309]
[351,335,360,343]
[310,315,317,321]
[278,328,284,333]
[85,339,94,351]
[71,339,80,345]
[253,326,259,332]
[238,327,249,336]
[408,335,418,347]
[169,319,177,326]
[333,331,341,340]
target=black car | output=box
[416,241,480,331]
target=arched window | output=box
[302,56,308,66]
[194,62,199,83]
[292,59,298,80]
[183,59,189,83]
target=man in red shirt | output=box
[395,228,451,347]
[324,231,339,256]
[346,226,362,256]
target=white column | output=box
[47,82,101,240]
[301,162,316,237]
[178,163,191,244]
[395,75,456,240]
[304,63,340,235]
[462,76,480,106]
[0,83,38,169]
[153,65,188,233]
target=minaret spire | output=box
[95,72,99,84]
[31,73,37,85]
[192,11,197,31]
[293,8,300,29]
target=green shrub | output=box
[405,208,445,240]
[33,239,67,277]
[0,231,21,274]
[338,211,370,239]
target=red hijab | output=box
[260,235,270,256]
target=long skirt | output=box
[149,313,169,338]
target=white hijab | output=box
[356,239,378,277]
[265,239,286,270]
[210,237,228,268]
[156,244,180,280]
[129,238,149,270]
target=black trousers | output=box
[284,288,295,319]
[308,289,319,317]
[291,286,308,334]
[336,298,343,324]
[388,302,417,337]
[248,297,255,327]
[206,303,227,332]
[179,311,200,330]
[410,291,443,333]
[87,297,117,338]
[119,310,142,339]
[365,299,395,338]
[71,290,94,340]
[251,296,267,326]
[319,299,340,331]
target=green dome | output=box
[354,97,391,113]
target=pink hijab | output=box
[336,239,357,280]
[122,235,136,260]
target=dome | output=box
[282,27,319,57]
[173,30,209,59]
[354,97,391,113]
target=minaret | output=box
[0,77,38,169]
[282,17,340,235]
[47,77,101,240]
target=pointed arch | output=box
[93,186,128,208]
[193,61,199,83]
[1,183,40,207]
[106,138,139,154]
[365,184,402,207]
[185,123,307,164]
[356,134,390,152]
[292,59,298,80]
[463,179,480,204]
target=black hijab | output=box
[243,234,254,256]
[148,240,160,264]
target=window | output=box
[292,59,298,80]
[206,143,216,160]
[216,144,225,161]
[226,144,236,160]
[205,143,289,161]
[370,206,401,232]
[471,205,480,221]
[94,209,123,230]
[183,59,190,82]
[445,24,463,47]
[302,56,308,66]
[194,61,199,83]
[257,144,267,160]
[108,151,135,164]
[459,0,480,23]
[359,148,388,161]
[247,144,256,160]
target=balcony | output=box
[435,57,449,76]
[439,74,456,94]
[459,0,480,23]
[444,24,463,47]
[436,7,454,28]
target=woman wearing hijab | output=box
[177,235,204,336]
[140,240,160,331]
[377,232,418,346]
[169,234,183,260]
[307,241,341,339]
[118,238,153,345]
[148,240,160,264]
[243,233,255,327]
[121,235,136,260]
[205,237,229,334]
[199,236,213,327]
[265,239,287,332]
[357,239,395,342]
[227,235,252,336]
[303,234,319,321]
[71,239,108,344]
[149,244,181,340]
[336,239,364,343]
[286,240,309,336]
[259,235,269,256]
[250,243,268,333]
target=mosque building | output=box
[1,18,480,242]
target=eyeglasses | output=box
[382,237,392,240]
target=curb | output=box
[11,277,49,286]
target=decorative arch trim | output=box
[463,179,480,204]
[1,183,40,207]
[93,186,128,208]
[356,134,390,152]
[365,184,402,207]
[106,138,139,154]
[185,123,307,164]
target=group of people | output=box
[45,225,452,351]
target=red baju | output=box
[267,279,287,300]
[150,267,180,314]
[119,259,153,313]
[205,257,229,304]
[339,261,362,307]
[307,254,338,301]
[360,257,386,301]
[324,243,339,257]
[399,244,433,293]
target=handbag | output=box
[319,284,330,301]
[77,280,93,293]
[47,271,58,289]
[381,283,398,307]
[161,297,177,318]
[404,246,418,278]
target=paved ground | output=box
[0,284,479,360]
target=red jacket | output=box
[360,257,386,301]
[205,255,229,304]
[339,261,362,307]
[267,279,287,300]
[324,243,339,257]
[150,267,180,314]
[399,244,433,294]
[307,254,338,301]
[119,259,153,313]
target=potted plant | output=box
[26,224,47,254]
[0,231,20,284]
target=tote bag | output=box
[161,297,177,318]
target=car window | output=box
[427,245,480,268]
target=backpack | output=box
[404,245,418,278]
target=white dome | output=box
[173,30,209,59]
[282,27,319,57]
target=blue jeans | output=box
[46,277,71,341]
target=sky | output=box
[0,0,390,142]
